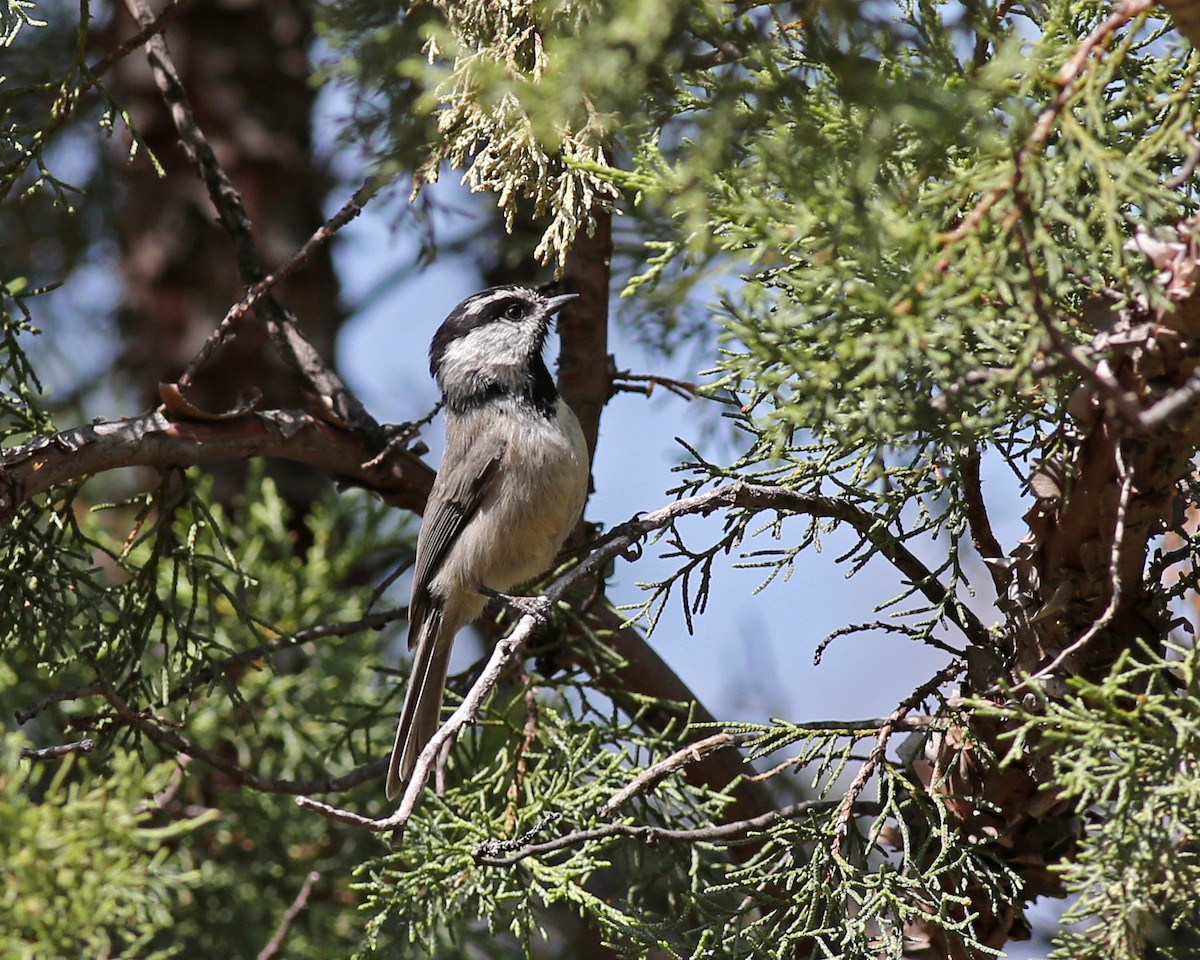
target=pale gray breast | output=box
[437,400,588,597]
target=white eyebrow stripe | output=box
[461,288,526,318]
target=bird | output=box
[385,284,591,800]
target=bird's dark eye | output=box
[502,302,525,320]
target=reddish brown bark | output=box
[915,217,1200,956]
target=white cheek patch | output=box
[438,321,541,387]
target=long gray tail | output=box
[385,622,452,800]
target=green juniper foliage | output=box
[2,0,1200,957]
[985,643,1200,960]
[0,742,212,960]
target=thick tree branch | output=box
[0,410,434,522]
[958,450,1005,566]
[916,213,1200,956]
[557,206,614,464]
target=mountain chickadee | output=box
[385,285,591,799]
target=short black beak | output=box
[544,293,578,316]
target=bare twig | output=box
[177,177,380,391]
[89,650,386,795]
[166,607,408,705]
[830,658,966,861]
[361,403,441,470]
[611,372,702,401]
[364,560,414,614]
[122,0,378,436]
[813,620,962,666]
[88,0,194,78]
[588,602,778,831]
[151,760,188,809]
[472,798,885,867]
[257,871,321,960]
[15,683,104,724]
[959,450,1005,567]
[598,732,745,818]
[20,738,96,762]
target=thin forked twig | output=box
[165,607,408,705]
[20,738,96,762]
[90,650,387,795]
[473,798,886,867]
[830,658,966,861]
[121,0,378,435]
[598,732,747,818]
[16,683,104,724]
[177,177,379,390]
[256,871,321,960]
[813,620,962,666]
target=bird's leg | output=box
[480,586,553,622]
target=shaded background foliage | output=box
[2,0,1200,958]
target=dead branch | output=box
[830,658,966,860]
[298,481,984,838]
[0,409,434,523]
[178,176,380,391]
[122,0,378,436]
[598,732,746,818]
[20,738,97,762]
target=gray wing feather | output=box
[406,436,505,644]
[386,433,506,798]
